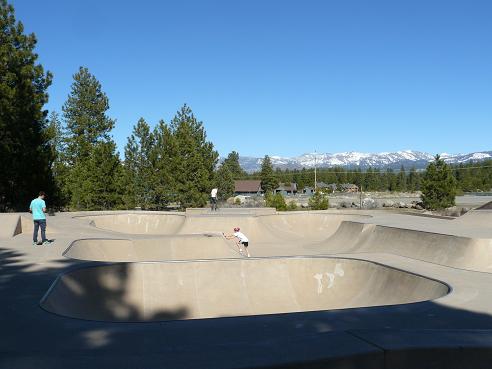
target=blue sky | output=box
[12,0,492,157]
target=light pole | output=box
[314,150,317,192]
[359,183,363,209]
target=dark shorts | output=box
[241,242,249,247]
[211,197,217,203]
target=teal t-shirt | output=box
[30,198,46,220]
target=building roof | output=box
[316,182,337,189]
[340,183,359,189]
[234,180,262,193]
[276,183,297,192]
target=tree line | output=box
[48,66,248,211]
[245,159,492,195]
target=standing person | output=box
[29,191,50,245]
[224,227,250,257]
[210,187,218,211]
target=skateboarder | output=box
[210,187,218,211]
[224,227,250,257]
[29,191,51,245]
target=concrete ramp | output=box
[63,235,241,262]
[41,257,448,322]
[82,213,186,234]
[17,215,60,236]
[323,221,492,272]
[257,213,369,243]
[0,214,60,238]
[315,221,375,251]
[452,209,492,226]
[179,215,260,238]
[81,212,368,245]
[0,214,22,238]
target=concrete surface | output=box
[1,209,492,368]
[41,257,448,322]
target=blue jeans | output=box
[33,219,47,243]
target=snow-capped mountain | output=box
[237,150,492,172]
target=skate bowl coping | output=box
[185,207,277,216]
[77,213,186,235]
[63,236,242,262]
[40,257,449,322]
[77,212,369,242]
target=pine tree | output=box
[168,105,218,208]
[151,120,176,208]
[385,168,397,192]
[63,67,115,160]
[407,167,420,192]
[82,141,123,210]
[396,165,407,192]
[421,155,457,210]
[44,111,69,207]
[265,192,287,211]
[214,164,235,201]
[308,191,329,210]
[222,151,246,179]
[62,67,122,209]
[124,118,155,209]
[0,0,54,210]
[365,168,378,191]
[260,155,279,194]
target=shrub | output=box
[287,201,298,211]
[265,193,287,211]
[309,191,329,210]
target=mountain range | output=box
[236,150,492,172]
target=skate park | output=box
[1,207,492,368]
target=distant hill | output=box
[233,150,492,173]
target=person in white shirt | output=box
[224,227,250,257]
[210,188,218,211]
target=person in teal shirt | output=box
[29,191,49,245]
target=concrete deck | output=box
[1,209,492,368]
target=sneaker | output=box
[32,241,37,246]
[42,240,51,245]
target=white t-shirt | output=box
[234,231,249,243]
[211,188,218,198]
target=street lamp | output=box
[314,150,317,192]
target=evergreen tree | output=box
[396,165,407,192]
[260,155,279,194]
[265,192,287,211]
[309,190,329,210]
[214,164,235,201]
[0,0,54,210]
[421,155,457,210]
[62,67,122,209]
[385,168,397,192]
[222,151,246,179]
[407,167,420,192]
[124,118,155,209]
[151,120,176,208]
[365,168,378,191]
[168,104,218,208]
[63,67,115,160]
[44,111,69,207]
[81,141,123,210]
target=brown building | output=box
[234,180,263,196]
[340,183,359,192]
